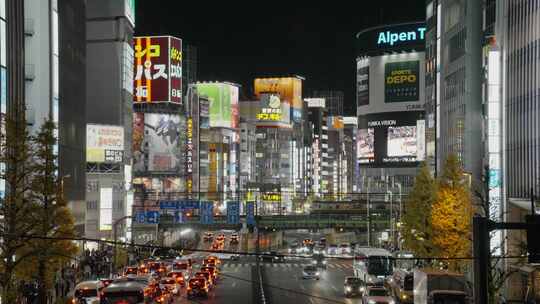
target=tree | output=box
[21,120,78,303]
[401,163,437,259]
[431,154,474,272]
[0,117,41,303]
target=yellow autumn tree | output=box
[431,154,474,272]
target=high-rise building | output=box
[85,0,135,240]
[312,90,344,116]
[4,0,87,232]
[356,22,426,202]
[424,0,483,180]
[305,98,328,197]
[343,117,358,196]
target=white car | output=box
[362,286,395,304]
[340,243,352,255]
[71,280,103,304]
[302,265,320,280]
[327,244,338,255]
[160,277,181,295]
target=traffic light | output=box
[526,215,540,263]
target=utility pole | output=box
[112,216,132,275]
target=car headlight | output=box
[401,294,408,299]
[368,300,376,304]
[360,287,365,292]
[315,272,320,276]
[389,300,395,304]
[367,277,373,283]
[346,287,352,292]
[322,260,327,264]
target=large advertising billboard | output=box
[134,36,182,104]
[195,83,238,129]
[358,111,425,167]
[256,93,291,126]
[254,77,303,122]
[132,113,183,173]
[86,124,124,163]
[384,60,419,103]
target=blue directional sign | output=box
[146,211,160,224]
[200,201,214,224]
[135,211,146,224]
[246,201,255,226]
[227,201,240,225]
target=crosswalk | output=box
[221,261,353,270]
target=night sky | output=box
[136,2,425,115]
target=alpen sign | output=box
[377,27,426,46]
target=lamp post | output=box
[386,190,393,249]
[112,216,133,275]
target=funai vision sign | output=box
[377,27,426,46]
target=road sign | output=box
[246,201,255,226]
[200,201,214,224]
[135,211,145,224]
[227,201,240,224]
[146,211,160,224]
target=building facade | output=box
[311,90,344,116]
[85,0,135,240]
[356,22,426,202]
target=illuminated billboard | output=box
[134,36,182,104]
[357,58,369,106]
[132,113,183,173]
[254,77,303,122]
[99,187,113,231]
[195,82,239,129]
[358,111,425,166]
[86,124,124,163]
[256,93,291,126]
[384,60,419,103]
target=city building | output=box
[424,1,483,181]
[343,116,359,197]
[311,90,344,116]
[356,22,426,202]
[305,98,329,197]
[85,0,135,240]
[3,0,87,232]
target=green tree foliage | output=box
[401,163,437,258]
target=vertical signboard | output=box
[99,187,113,231]
[134,36,182,104]
[208,143,218,201]
[227,201,240,225]
[357,58,370,106]
[186,117,194,197]
[125,0,136,27]
[200,201,214,224]
[195,83,237,128]
[246,201,255,226]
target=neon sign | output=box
[377,27,426,46]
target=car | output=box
[195,271,214,287]
[123,266,138,276]
[211,242,222,250]
[302,265,320,280]
[270,251,285,263]
[166,271,187,287]
[340,243,352,255]
[361,286,395,304]
[344,276,365,298]
[311,253,327,269]
[217,234,226,241]
[206,255,222,266]
[230,254,240,261]
[200,266,218,280]
[159,277,181,296]
[172,261,190,274]
[230,234,239,245]
[187,278,209,299]
[327,244,338,255]
[71,281,102,304]
[203,232,214,242]
[260,251,274,262]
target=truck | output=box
[413,269,470,304]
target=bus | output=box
[353,247,393,285]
